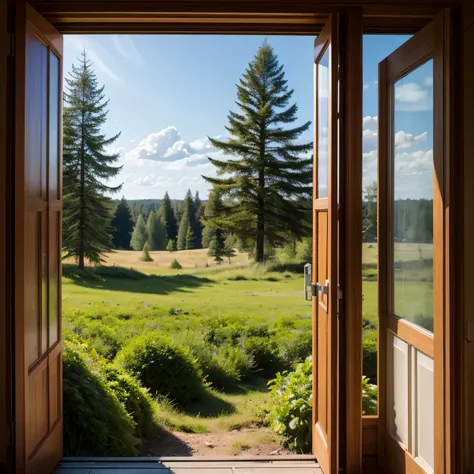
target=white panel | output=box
[389,332,409,448]
[415,350,434,473]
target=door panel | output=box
[14,4,63,473]
[378,13,445,474]
[312,15,339,474]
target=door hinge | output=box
[8,33,14,57]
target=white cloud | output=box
[423,76,433,87]
[394,131,428,149]
[363,116,378,131]
[395,82,432,111]
[363,84,370,90]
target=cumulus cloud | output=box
[395,82,432,111]
[394,131,428,149]
[127,126,221,165]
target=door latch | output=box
[312,280,329,297]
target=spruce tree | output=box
[111,197,134,250]
[157,192,178,242]
[130,214,148,251]
[166,239,177,252]
[185,225,196,250]
[208,233,224,264]
[62,50,123,267]
[177,190,199,250]
[194,191,204,246]
[141,242,153,262]
[223,234,237,264]
[202,42,312,262]
[145,210,168,250]
[201,190,222,248]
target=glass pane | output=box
[392,59,434,333]
[317,49,329,198]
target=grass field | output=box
[62,243,433,455]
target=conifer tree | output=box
[185,225,196,250]
[201,190,222,248]
[223,234,237,264]
[141,242,153,262]
[202,42,313,262]
[111,197,134,250]
[130,214,148,251]
[166,239,177,252]
[157,192,178,242]
[208,233,224,264]
[177,190,199,250]
[194,191,204,246]
[62,50,123,267]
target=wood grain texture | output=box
[14,3,64,473]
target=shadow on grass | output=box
[218,376,270,396]
[63,264,214,296]
[183,389,237,418]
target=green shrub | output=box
[63,342,139,456]
[278,331,312,368]
[102,365,157,439]
[266,357,313,452]
[141,242,153,262]
[363,330,377,384]
[116,334,203,405]
[170,259,182,269]
[362,376,378,415]
[77,320,124,360]
[244,336,283,378]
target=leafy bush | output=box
[362,376,378,415]
[102,365,157,439]
[278,331,312,368]
[170,259,182,269]
[363,330,377,384]
[244,336,283,378]
[63,342,139,456]
[265,357,313,452]
[141,242,153,262]
[75,320,124,360]
[116,334,203,405]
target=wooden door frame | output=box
[377,9,463,474]
[1,2,464,473]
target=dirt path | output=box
[141,427,291,457]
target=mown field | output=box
[62,243,433,456]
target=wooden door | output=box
[312,15,339,474]
[378,13,447,474]
[14,4,63,473]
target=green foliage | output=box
[116,334,203,406]
[363,182,378,242]
[266,357,313,452]
[202,41,313,262]
[157,192,178,242]
[63,342,139,456]
[166,239,177,252]
[130,214,148,251]
[223,234,237,264]
[170,259,182,269]
[363,329,378,384]
[244,336,282,378]
[185,225,196,250]
[201,190,223,248]
[111,197,134,250]
[141,242,153,262]
[102,365,158,439]
[63,50,123,268]
[177,190,200,250]
[278,331,312,368]
[362,376,378,416]
[208,232,224,264]
[146,210,167,250]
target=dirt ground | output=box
[140,427,292,457]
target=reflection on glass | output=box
[317,49,329,199]
[392,59,434,333]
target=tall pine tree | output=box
[201,189,222,248]
[194,191,204,246]
[202,42,312,262]
[130,214,148,251]
[157,191,178,243]
[111,197,134,250]
[63,50,122,267]
[177,190,199,250]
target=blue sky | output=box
[63,34,434,200]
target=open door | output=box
[13,4,63,473]
[312,15,339,474]
[378,12,449,474]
